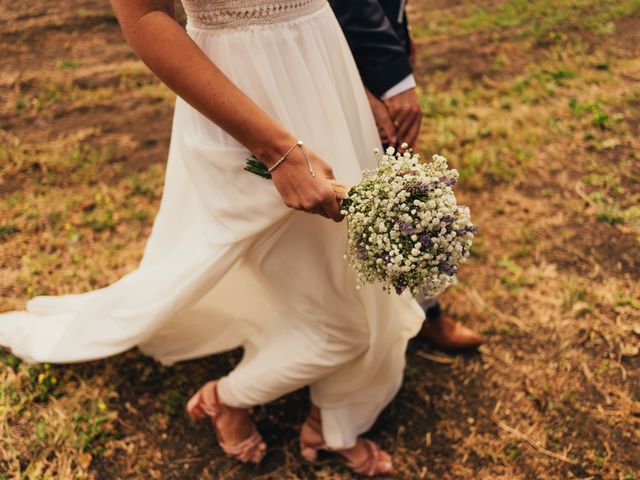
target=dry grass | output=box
[1,0,639,479]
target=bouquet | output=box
[245,145,476,297]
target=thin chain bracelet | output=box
[267,140,315,177]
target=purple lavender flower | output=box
[443,214,454,223]
[419,234,431,247]
[438,263,458,276]
[439,176,457,187]
[398,222,415,235]
[407,182,435,193]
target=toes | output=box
[377,450,394,474]
[248,441,267,464]
[379,458,394,473]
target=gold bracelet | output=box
[267,140,315,177]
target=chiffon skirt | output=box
[0,3,424,448]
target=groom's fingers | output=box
[384,88,422,147]
[393,104,421,147]
[394,110,420,146]
[376,109,397,146]
[402,117,421,148]
[365,87,398,145]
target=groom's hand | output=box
[366,88,397,146]
[384,88,421,148]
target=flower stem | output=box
[244,157,272,179]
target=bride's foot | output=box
[300,405,393,477]
[186,380,266,464]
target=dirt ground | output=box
[1,0,639,479]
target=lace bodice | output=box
[181,0,326,30]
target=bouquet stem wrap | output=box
[331,181,351,200]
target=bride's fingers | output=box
[319,169,344,221]
[272,149,343,221]
[304,205,328,218]
[321,195,344,222]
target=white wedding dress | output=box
[0,0,424,449]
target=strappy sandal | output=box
[299,409,393,476]
[186,380,266,464]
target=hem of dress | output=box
[317,380,402,450]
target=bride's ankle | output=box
[300,405,324,446]
[307,404,321,424]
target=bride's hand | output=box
[269,145,344,222]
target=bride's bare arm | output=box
[110,0,343,221]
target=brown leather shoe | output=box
[418,314,484,352]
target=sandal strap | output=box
[219,429,266,463]
[345,439,383,477]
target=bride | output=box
[0,0,424,475]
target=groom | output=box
[331,0,483,352]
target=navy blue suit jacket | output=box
[330,0,413,98]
